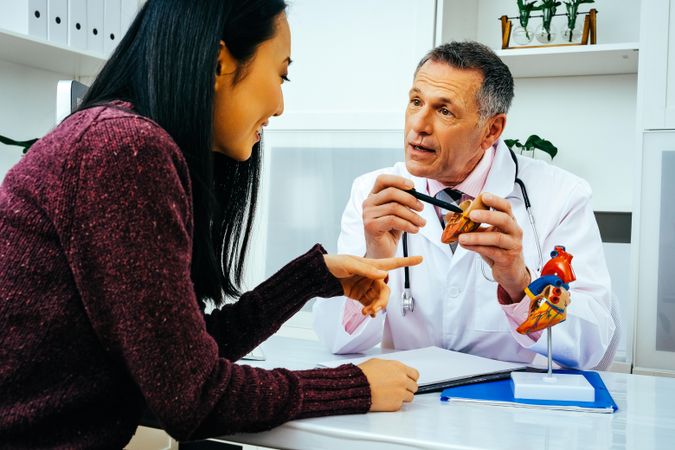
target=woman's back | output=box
[0,104,192,448]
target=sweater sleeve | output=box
[65,116,370,441]
[203,244,344,362]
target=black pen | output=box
[405,188,463,214]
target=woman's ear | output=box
[214,40,238,91]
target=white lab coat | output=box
[313,140,615,369]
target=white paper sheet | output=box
[319,346,526,387]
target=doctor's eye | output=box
[439,107,452,116]
[410,98,422,107]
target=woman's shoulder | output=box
[71,102,179,153]
[58,103,187,174]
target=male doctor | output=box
[313,41,616,369]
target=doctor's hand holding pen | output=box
[363,175,427,259]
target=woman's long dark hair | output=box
[79,0,287,308]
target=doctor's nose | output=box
[408,109,432,136]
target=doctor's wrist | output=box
[498,267,531,304]
[364,242,395,259]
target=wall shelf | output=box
[0,28,105,77]
[496,42,639,78]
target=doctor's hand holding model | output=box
[314,41,617,370]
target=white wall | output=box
[505,74,637,212]
[0,59,65,179]
[272,0,436,130]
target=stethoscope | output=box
[400,148,545,316]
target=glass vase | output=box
[562,26,582,44]
[535,24,557,44]
[512,26,534,45]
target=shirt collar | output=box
[426,144,497,198]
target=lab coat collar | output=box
[483,140,517,199]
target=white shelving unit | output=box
[631,0,675,377]
[496,42,639,78]
[0,27,106,77]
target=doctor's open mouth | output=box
[408,143,437,154]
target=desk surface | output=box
[222,336,675,450]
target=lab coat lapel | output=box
[482,141,517,199]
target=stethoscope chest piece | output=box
[401,288,414,316]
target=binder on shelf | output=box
[440,369,618,414]
[120,0,138,39]
[0,1,29,35]
[67,0,87,51]
[86,0,104,55]
[47,0,68,46]
[29,0,48,39]
[103,0,121,56]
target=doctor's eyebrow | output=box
[408,87,453,106]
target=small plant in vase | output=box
[536,0,562,44]
[513,0,542,45]
[563,0,595,43]
[505,135,558,160]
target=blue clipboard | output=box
[440,369,618,413]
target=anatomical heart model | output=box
[441,193,489,244]
[517,245,576,334]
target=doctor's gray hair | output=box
[415,41,514,121]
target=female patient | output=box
[0,0,421,447]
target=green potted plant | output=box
[505,135,558,160]
[536,0,562,43]
[563,0,595,42]
[512,0,543,45]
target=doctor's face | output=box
[404,61,495,185]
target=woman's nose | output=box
[273,95,285,117]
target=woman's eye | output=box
[281,75,291,83]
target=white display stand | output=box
[512,327,596,402]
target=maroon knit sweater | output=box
[0,104,371,449]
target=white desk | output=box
[220,336,675,450]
